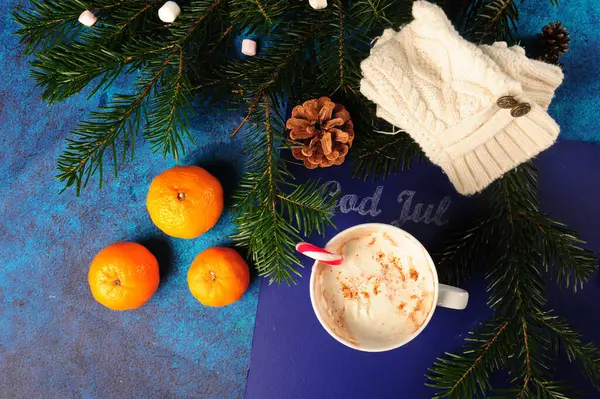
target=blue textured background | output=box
[0,0,598,398]
[519,0,600,143]
[0,2,258,398]
[246,141,600,398]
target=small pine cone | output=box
[539,21,570,58]
[286,97,354,169]
[537,52,564,69]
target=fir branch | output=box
[483,166,548,314]
[466,0,558,43]
[534,312,600,390]
[56,51,177,193]
[31,41,129,103]
[507,316,574,399]
[427,318,514,399]
[434,214,498,286]
[29,34,179,103]
[145,47,193,161]
[21,0,230,194]
[230,92,263,138]
[227,17,326,136]
[350,0,413,29]
[254,95,298,283]
[24,0,225,104]
[351,0,393,27]
[251,0,273,25]
[531,380,571,399]
[229,0,289,31]
[428,157,598,397]
[536,216,597,292]
[315,1,372,96]
[471,0,519,42]
[485,240,547,315]
[169,0,226,43]
[508,378,572,399]
[277,179,338,237]
[231,94,337,284]
[335,0,346,90]
[353,129,423,180]
[519,316,535,386]
[12,0,129,54]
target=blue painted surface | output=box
[519,0,600,143]
[245,143,600,399]
[0,3,258,398]
[246,158,489,399]
[246,4,600,397]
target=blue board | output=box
[245,140,600,398]
[0,22,258,399]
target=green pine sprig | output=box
[410,3,600,395]
[425,2,600,397]
[229,93,337,283]
[427,165,600,397]
[426,317,515,398]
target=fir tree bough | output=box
[13,0,412,281]
[13,0,600,396]
[425,3,600,397]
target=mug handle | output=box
[438,284,469,310]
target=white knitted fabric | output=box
[479,42,564,110]
[371,31,564,109]
[360,1,561,195]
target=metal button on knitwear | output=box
[510,103,531,117]
[497,96,519,109]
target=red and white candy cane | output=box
[295,242,344,266]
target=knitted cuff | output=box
[479,42,564,110]
[359,1,561,195]
[436,103,559,195]
[374,101,560,195]
[362,55,560,195]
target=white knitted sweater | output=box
[360,1,563,195]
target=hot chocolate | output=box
[313,227,435,349]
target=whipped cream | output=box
[314,229,435,348]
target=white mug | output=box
[309,223,469,352]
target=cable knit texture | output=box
[479,42,564,110]
[360,1,562,195]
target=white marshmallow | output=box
[241,39,257,56]
[309,0,328,10]
[78,10,97,27]
[158,1,181,23]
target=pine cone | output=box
[537,21,570,67]
[286,97,354,169]
[538,52,563,68]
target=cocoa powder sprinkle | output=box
[341,281,358,299]
[373,282,380,295]
[409,268,419,281]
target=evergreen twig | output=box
[428,162,599,397]
[427,2,599,395]
[426,318,515,398]
[230,93,337,283]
